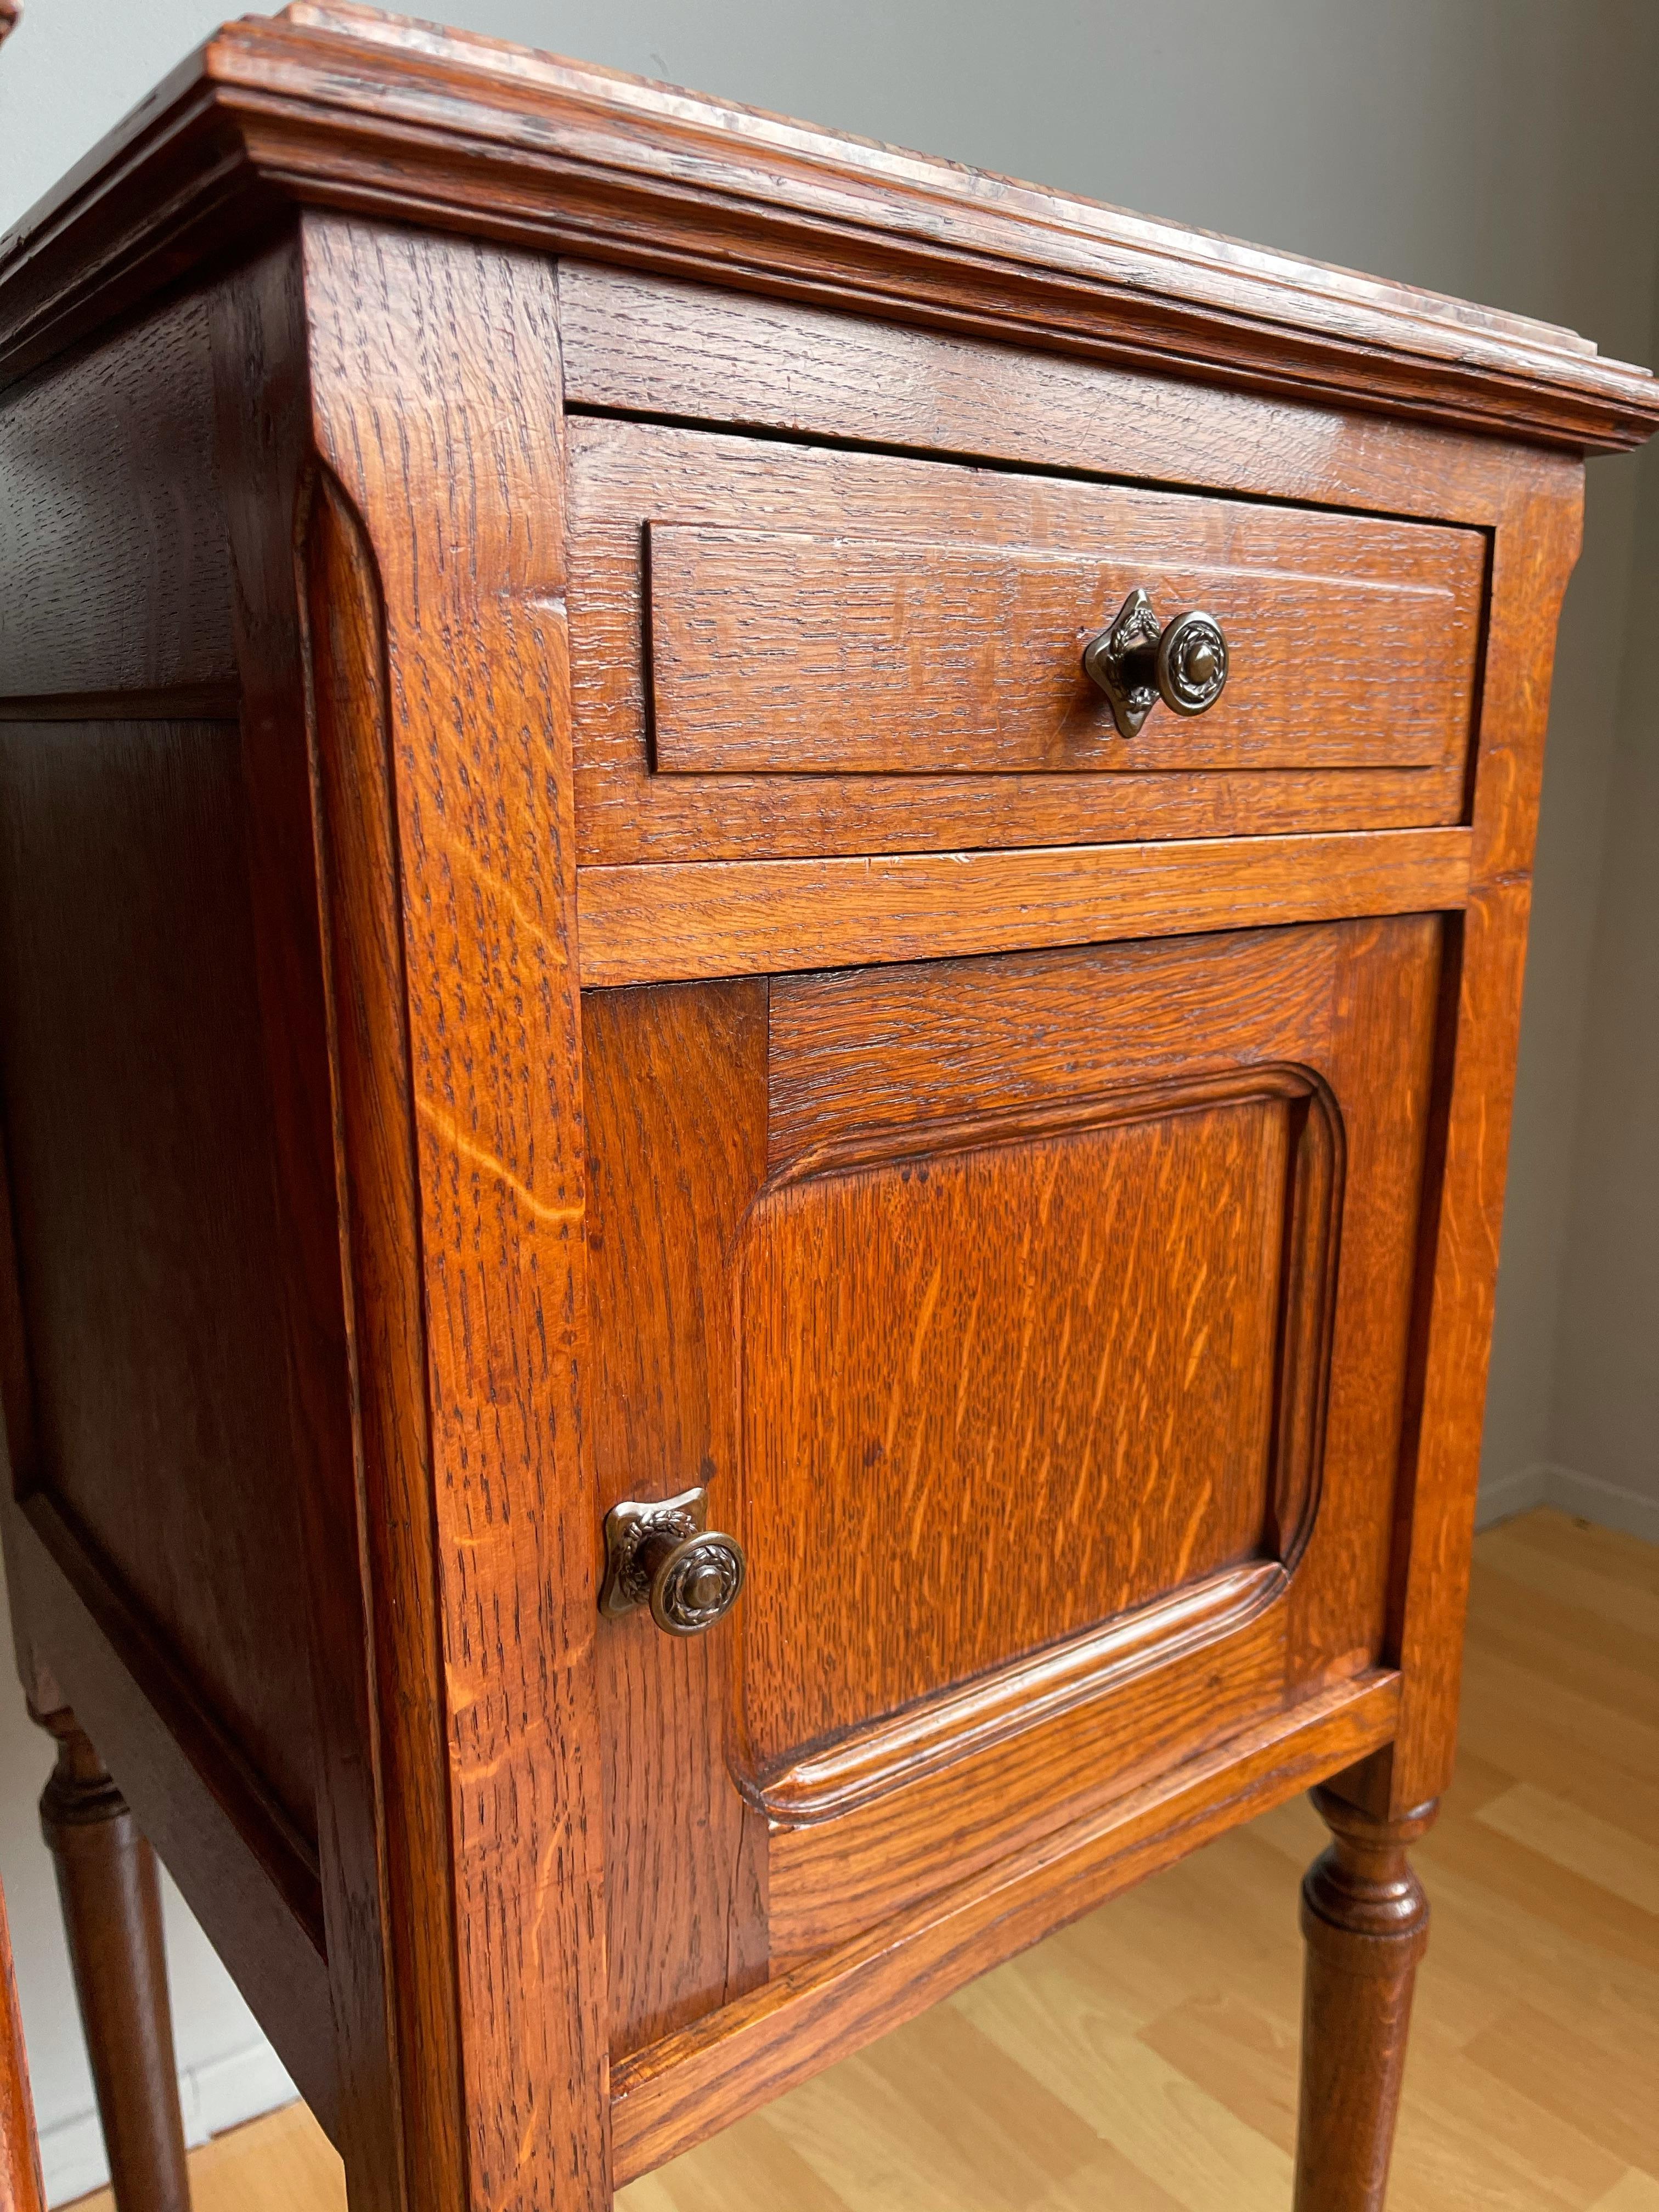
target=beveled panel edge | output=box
[763,1597,1289,1976]
[574,825,1474,988]
[761,1061,1319,1186]
[1,7,1654,450]
[610,1666,1401,2184]
[1272,1068,1345,1574]
[753,1559,1286,1824]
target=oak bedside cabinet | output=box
[1,9,1654,2211]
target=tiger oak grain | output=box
[0,9,1645,2210]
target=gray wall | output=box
[1545,296,1659,1539]
[2,0,1656,2197]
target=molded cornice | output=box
[2,0,1656,449]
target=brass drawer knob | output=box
[599,1486,746,1636]
[1082,588,1229,737]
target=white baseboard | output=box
[41,2040,297,2207]
[1539,1462,1659,1544]
[1475,1461,1549,1529]
[1477,1459,1659,1543]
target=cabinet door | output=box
[585,915,1441,2056]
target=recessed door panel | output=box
[740,1082,1302,1775]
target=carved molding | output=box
[757,1559,1287,1824]
[2,10,1656,448]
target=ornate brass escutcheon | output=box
[599,1485,747,1637]
[1082,586,1229,737]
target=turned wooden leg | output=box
[1293,1786,1436,2212]
[31,1705,190,2212]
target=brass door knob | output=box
[599,1486,746,1637]
[1082,588,1229,738]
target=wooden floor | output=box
[71,1508,1659,2211]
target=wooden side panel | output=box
[582,982,771,2060]
[647,512,1480,775]
[568,418,1475,866]
[211,238,404,2204]
[0,718,316,1843]
[0,294,235,700]
[0,1502,337,2130]
[302,215,610,2212]
[0,261,352,2149]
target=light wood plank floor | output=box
[71,1508,1659,2211]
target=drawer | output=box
[586,912,1441,2048]
[569,417,1485,865]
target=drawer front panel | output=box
[569,417,1483,863]
[586,913,1440,2054]
[648,519,1479,776]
